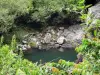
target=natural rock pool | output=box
[24,48,77,63]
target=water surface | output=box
[24,48,77,63]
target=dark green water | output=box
[24,48,77,63]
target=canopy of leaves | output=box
[0,0,85,32]
[0,0,32,32]
[30,0,85,23]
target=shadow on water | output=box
[24,48,77,63]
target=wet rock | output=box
[57,36,65,44]
[17,43,32,51]
[58,48,64,52]
[39,45,42,49]
[54,44,60,48]
[61,43,74,49]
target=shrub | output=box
[0,0,32,32]
[76,38,100,74]
[30,0,85,24]
[0,0,86,32]
[0,36,100,75]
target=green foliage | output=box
[86,20,100,38]
[0,36,100,75]
[80,14,87,22]
[11,35,17,50]
[75,11,100,74]
[1,0,99,75]
[76,38,100,74]
[30,0,85,23]
[0,0,32,32]
[0,0,85,32]
[0,36,4,47]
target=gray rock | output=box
[59,27,64,30]
[20,24,85,50]
[68,25,82,32]
[63,25,84,47]
[39,45,42,50]
[86,2,100,25]
[66,32,76,40]
[61,43,75,49]
[36,41,40,47]
[22,40,27,44]
[54,44,60,48]
[57,30,63,36]
[50,42,55,45]
[44,33,52,43]
[57,36,65,44]
[41,39,45,43]
[88,2,100,19]
[22,45,27,51]
[62,29,71,37]
[27,45,31,49]
[58,48,64,52]
[30,38,37,42]
[73,30,84,41]
[51,29,55,35]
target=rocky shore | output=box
[17,24,84,51]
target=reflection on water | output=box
[24,48,77,63]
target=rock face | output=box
[89,2,100,19]
[86,2,100,38]
[19,24,84,51]
[86,2,100,25]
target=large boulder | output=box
[57,36,65,44]
[88,2,100,19]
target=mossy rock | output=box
[28,42,37,48]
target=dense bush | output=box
[0,0,85,32]
[1,0,99,75]
[0,0,32,32]
[0,43,98,75]
[0,35,100,75]
[76,20,100,74]
[30,0,85,25]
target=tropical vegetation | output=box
[0,0,100,75]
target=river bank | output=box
[16,24,84,51]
